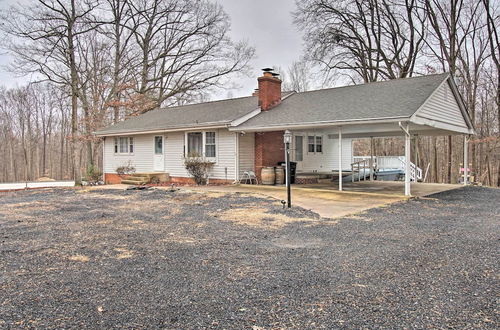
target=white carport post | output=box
[370,136,374,181]
[463,135,469,185]
[338,126,343,191]
[399,122,411,196]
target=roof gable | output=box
[411,78,470,133]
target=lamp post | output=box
[284,130,292,208]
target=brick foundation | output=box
[104,173,232,185]
[104,173,123,184]
[254,131,285,181]
[169,177,233,185]
[295,176,319,184]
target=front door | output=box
[153,136,164,171]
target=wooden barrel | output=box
[261,167,276,185]
[275,166,285,184]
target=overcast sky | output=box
[0,0,304,98]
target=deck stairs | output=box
[121,173,169,185]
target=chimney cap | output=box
[262,67,274,72]
[271,72,280,77]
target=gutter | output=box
[94,123,229,137]
[229,116,410,132]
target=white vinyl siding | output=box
[415,82,468,129]
[104,134,154,173]
[293,131,353,171]
[165,129,236,180]
[238,132,255,179]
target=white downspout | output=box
[370,136,374,181]
[102,137,106,184]
[399,122,411,196]
[463,135,468,185]
[234,132,240,183]
[338,126,343,191]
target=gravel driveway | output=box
[0,186,498,328]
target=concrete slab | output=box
[97,181,463,219]
[188,182,463,218]
[187,185,400,219]
[299,181,463,197]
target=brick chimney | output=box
[257,68,282,111]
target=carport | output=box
[232,73,475,196]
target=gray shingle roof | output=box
[96,95,260,135]
[96,73,449,135]
[236,73,449,130]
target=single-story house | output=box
[96,70,474,195]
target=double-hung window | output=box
[114,137,134,154]
[307,134,323,154]
[205,132,216,157]
[186,131,217,160]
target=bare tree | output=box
[1,0,100,180]
[294,0,425,84]
[121,0,255,113]
[280,61,313,92]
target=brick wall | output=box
[254,131,286,181]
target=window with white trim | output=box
[308,136,315,153]
[205,132,216,157]
[315,136,323,153]
[114,137,134,154]
[307,135,323,153]
[185,131,217,159]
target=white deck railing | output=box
[352,156,422,181]
[398,157,422,181]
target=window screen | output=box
[205,132,216,157]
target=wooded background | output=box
[0,0,498,186]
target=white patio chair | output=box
[241,171,258,184]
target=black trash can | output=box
[277,161,297,184]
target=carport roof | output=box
[235,73,452,130]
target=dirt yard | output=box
[0,186,498,328]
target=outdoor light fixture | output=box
[283,130,292,145]
[283,130,292,208]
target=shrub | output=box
[85,164,102,183]
[184,152,213,185]
[116,161,136,176]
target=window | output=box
[315,136,323,153]
[187,132,203,156]
[307,135,323,153]
[185,131,217,159]
[205,132,216,157]
[114,136,134,154]
[129,137,134,153]
[154,136,163,154]
[308,136,315,153]
[295,136,303,161]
